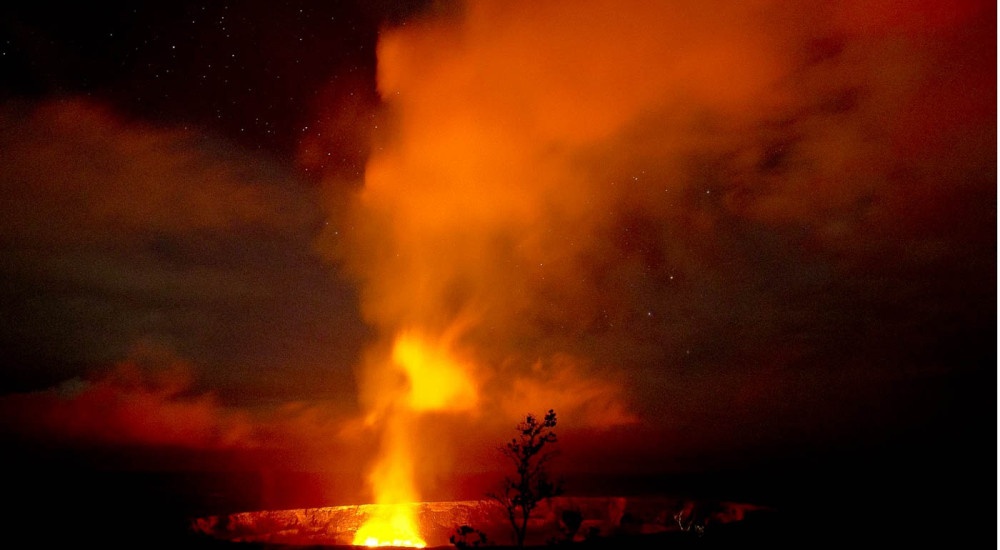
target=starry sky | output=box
[0,0,995,517]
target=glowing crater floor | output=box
[190,496,772,548]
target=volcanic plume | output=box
[312,0,995,545]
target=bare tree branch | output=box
[488,409,563,549]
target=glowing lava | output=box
[352,330,479,547]
[353,504,426,547]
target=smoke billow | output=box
[318,0,995,483]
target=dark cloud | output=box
[0,99,368,404]
[0,100,312,242]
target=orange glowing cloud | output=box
[392,329,479,412]
[0,350,256,450]
[494,354,638,430]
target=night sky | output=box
[0,0,995,542]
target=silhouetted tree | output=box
[488,409,563,549]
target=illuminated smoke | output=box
[351,328,478,546]
[314,0,994,539]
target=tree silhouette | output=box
[488,409,563,549]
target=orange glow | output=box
[352,503,426,548]
[339,5,652,542]
[353,330,480,546]
[352,411,424,546]
[393,330,478,412]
